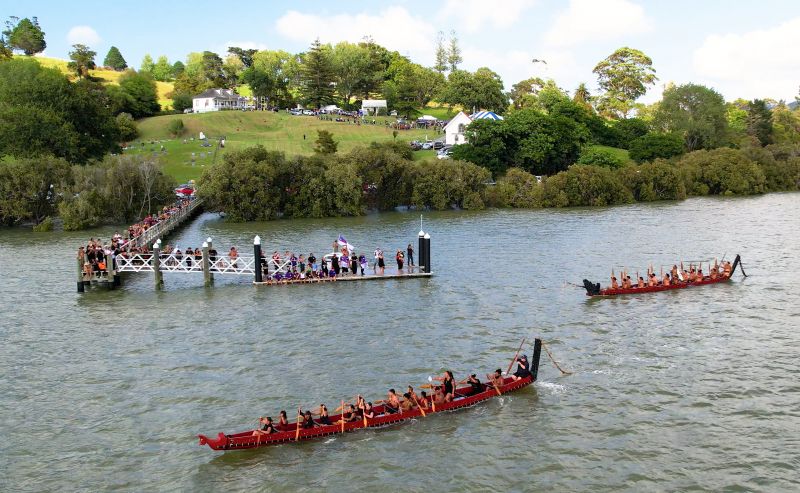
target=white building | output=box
[361,99,387,115]
[192,88,247,113]
[443,110,504,146]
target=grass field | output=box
[588,144,633,165]
[133,110,443,182]
[19,55,175,109]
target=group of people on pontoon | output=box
[251,357,532,437]
[608,259,734,290]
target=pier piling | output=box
[152,243,163,289]
[253,235,262,283]
[203,237,213,287]
[77,255,84,293]
[423,233,431,274]
[418,230,426,274]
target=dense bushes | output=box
[629,133,685,163]
[541,165,633,207]
[677,148,766,195]
[0,154,174,229]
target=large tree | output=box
[67,44,96,79]
[654,83,728,151]
[114,69,160,118]
[201,50,228,88]
[746,99,773,146]
[103,46,127,71]
[300,38,335,109]
[3,16,46,56]
[593,47,658,118]
[440,68,507,114]
[152,55,172,81]
[0,59,119,163]
[434,31,447,74]
[139,54,154,75]
[447,30,462,72]
[0,36,11,60]
[331,41,370,108]
[228,46,257,68]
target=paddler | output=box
[384,389,401,414]
[511,354,531,381]
[610,276,619,289]
[671,264,679,281]
[432,371,456,402]
[467,374,483,393]
[662,272,671,286]
[252,416,277,436]
[648,273,658,287]
[723,260,732,277]
[418,391,431,411]
[486,368,503,388]
[278,410,289,429]
[637,276,645,288]
[400,393,416,412]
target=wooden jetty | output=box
[79,224,433,291]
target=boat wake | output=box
[536,381,567,394]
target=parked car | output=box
[436,149,452,160]
[183,108,193,114]
[302,109,314,116]
[433,141,444,150]
[409,140,422,151]
[421,141,434,150]
[290,109,302,116]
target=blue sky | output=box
[11,0,800,102]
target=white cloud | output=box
[275,7,437,62]
[461,46,580,91]
[544,0,652,47]
[438,0,537,32]
[66,26,101,46]
[693,17,800,100]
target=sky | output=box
[10,0,800,103]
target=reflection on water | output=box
[1,193,799,492]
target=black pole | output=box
[254,236,263,283]
[77,281,84,293]
[531,338,542,381]
[423,233,431,273]
[418,231,426,274]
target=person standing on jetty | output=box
[407,243,414,268]
[396,249,404,272]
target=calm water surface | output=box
[1,194,799,492]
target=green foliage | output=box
[593,47,658,118]
[487,167,543,208]
[115,112,138,141]
[434,31,447,74]
[541,165,633,207]
[103,46,127,71]
[447,30,462,72]
[677,148,766,195]
[140,54,154,75]
[32,215,53,231]
[201,51,228,88]
[618,159,686,201]
[3,16,46,56]
[0,155,70,225]
[629,133,685,163]
[344,143,414,210]
[453,108,589,177]
[167,118,184,137]
[67,44,96,79]
[0,59,119,163]
[439,68,507,113]
[654,83,728,151]
[171,92,192,112]
[509,77,567,111]
[301,38,335,109]
[578,147,626,169]
[152,55,172,81]
[0,36,11,60]
[743,144,800,191]
[171,60,185,77]
[771,104,800,145]
[611,118,649,148]
[314,130,338,154]
[411,159,490,210]
[116,70,160,118]
[746,99,773,146]
[58,155,175,229]
[228,47,257,68]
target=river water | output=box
[1,193,799,492]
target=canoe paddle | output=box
[428,376,437,412]
[295,412,302,442]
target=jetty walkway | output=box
[76,198,433,291]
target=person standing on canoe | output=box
[512,354,531,381]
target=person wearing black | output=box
[259,250,268,278]
[407,243,414,267]
[331,254,340,275]
[252,416,276,437]
[467,374,483,393]
[350,255,358,275]
[512,354,531,381]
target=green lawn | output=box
[134,111,442,182]
[587,144,633,165]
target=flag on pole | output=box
[337,235,355,252]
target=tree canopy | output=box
[301,38,335,109]
[654,83,728,151]
[3,16,46,56]
[67,44,96,79]
[103,46,127,71]
[593,47,658,118]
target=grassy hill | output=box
[18,55,175,109]
[133,110,442,182]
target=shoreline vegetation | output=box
[2,24,800,230]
